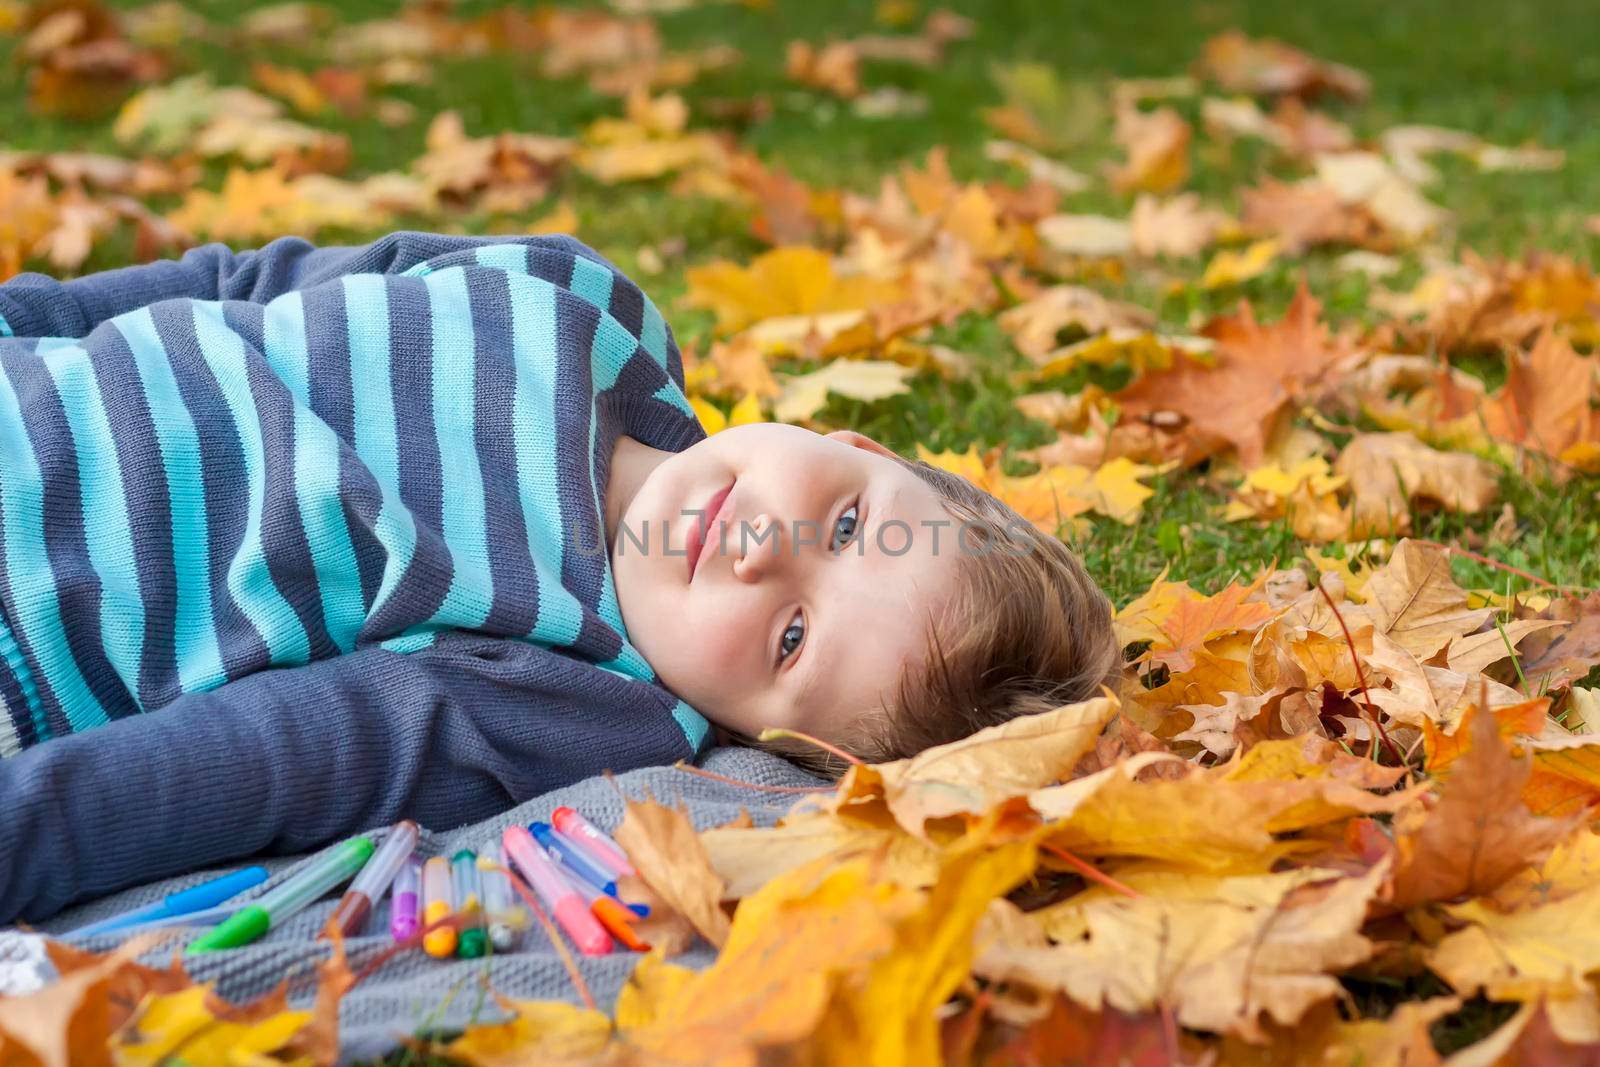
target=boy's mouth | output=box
[686,481,735,582]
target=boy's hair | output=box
[733,456,1122,780]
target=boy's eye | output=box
[777,611,805,664]
[830,504,859,552]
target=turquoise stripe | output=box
[0,599,47,743]
[265,294,363,649]
[638,300,671,369]
[36,338,144,707]
[189,303,313,671]
[423,269,493,629]
[586,313,648,661]
[0,310,12,338]
[0,356,111,732]
[568,256,614,317]
[378,629,437,654]
[341,277,418,627]
[671,699,710,750]
[472,244,528,274]
[652,381,697,419]
[114,307,226,695]
[507,275,584,647]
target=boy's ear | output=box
[825,429,898,459]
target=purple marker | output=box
[389,855,422,942]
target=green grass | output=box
[5,0,1596,612]
[6,0,1600,1055]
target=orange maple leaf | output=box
[1113,280,1358,466]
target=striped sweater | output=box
[0,232,713,923]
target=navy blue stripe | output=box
[527,247,578,291]
[3,349,141,723]
[550,291,622,664]
[0,650,37,749]
[468,269,542,637]
[149,302,270,684]
[606,272,645,338]
[366,276,452,636]
[222,302,342,662]
[89,326,182,711]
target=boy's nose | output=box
[732,513,785,583]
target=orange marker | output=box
[563,865,649,951]
[421,856,457,958]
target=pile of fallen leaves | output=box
[5,0,1600,1061]
[4,539,1598,1064]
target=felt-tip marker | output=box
[67,866,268,939]
[550,806,635,879]
[390,856,422,943]
[188,837,374,954]
[530,821,616,897]
[452,849,487,958]
[325,820,418,939]
[421,856,457,958]
[478,844,527,952]
[502,826,612,956]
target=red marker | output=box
[550,806,634,879]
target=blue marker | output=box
[67,867,269,938]
[529,822,617,897]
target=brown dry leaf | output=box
[1114,280,1360,466]
[701,811,944,899]
[772,360,915,423]
[785,40,860,98]
[1335,432,1500,537]
[1129,192,1229,258]
[443,997,615,1067]
[1241,177,1383,252]
[1314,151,1451,244]
[0,936,186,1067]
[1388,700,1583,908]
[612,791,733,949]
[616,855,912,1064]
[832,697,1119,839]
[0,167,61,280]
[1484,328,1600,462]
[1107,104,1191,193]
[1363,539,1494,661]
[992,287,1158,363]
[1144,580,1278,673]
[1197,30,1371,101]
[980,864,1387,1040]
[1516,594,1600,693]
[1427,880,1600,1024]
[1446,1001,1600,1067]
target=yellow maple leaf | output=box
[685,246,906,335]
[772,359,914,423]
[1200,237,1282,288]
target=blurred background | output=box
[3,0,1599,603]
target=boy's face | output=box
[612,424,963,748]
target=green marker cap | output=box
[187,905,270,955]
[458,928,488,958]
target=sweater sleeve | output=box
[0,231,612,340]
[0,634,706,925]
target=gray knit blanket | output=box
[8,747,827,1063]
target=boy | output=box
[0,232,1117,924]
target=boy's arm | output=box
[0,635,703,926]
[0,231,607,339]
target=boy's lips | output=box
[686,481,735,582]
